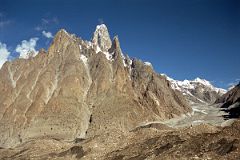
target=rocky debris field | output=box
[0,119,240,160]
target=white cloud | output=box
[0,42,10,68]
[42,30,53,38]
[15,38,39,59]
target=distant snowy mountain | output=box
[161,74,226,104]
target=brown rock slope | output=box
[0,24,191,148]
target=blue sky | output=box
[0,0,239,89]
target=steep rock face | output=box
[92,24,112,52]
[162,75,226,104]
[0,24,191,148]
[215,83,240,118]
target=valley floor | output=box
[163,103,230,128]
[0,103,240,160]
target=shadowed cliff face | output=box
[215,83,240,119]
[0,24,191,148]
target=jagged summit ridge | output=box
[17,24,149,70]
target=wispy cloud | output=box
[98,18,104,24]
[15,38,39,59]
[34,26,42,31]
[0,13,12,28]
[0,20,11,28]
[42,30,53,38]
[0,42,11,68]
[34,17,59,31]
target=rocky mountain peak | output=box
[112,36,121,51]
[48,29,79,58]
[54,29,70,40]
[52,28,79,45]
[0,24,191,148]
[110,36,123,57]
[92,24,112,52]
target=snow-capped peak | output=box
[92,24,112,52]
[161,74,227,104]
[193,77,212,87]
[144,62,152,66]
[163,74,226,94]
[96,24,108,30]
[192,77,226,94]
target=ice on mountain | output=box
[80,54,88,66]
[144,62,152,66]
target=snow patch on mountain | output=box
[80,54,88,66]
[162,74,226,104]
[144,62,152,66]
[163,74,226,95]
